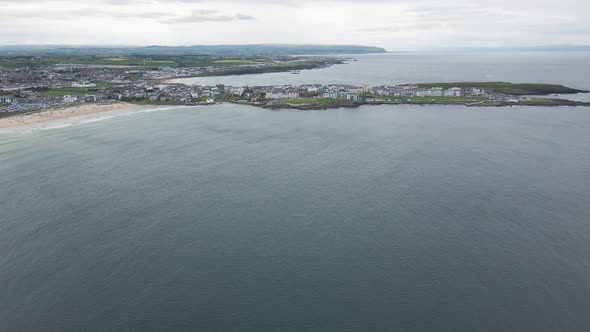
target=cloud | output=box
[0,5,251,23]
[159,10,255,24]
[359,23,444,33]
[0,0,588,49]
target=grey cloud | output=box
[360,23,444,33]
[160,13,255,24]
[0,7,168,19]
[0,0,588,48]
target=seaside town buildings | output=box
[0,59,504,113]
[1,77,498,113]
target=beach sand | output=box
[0,103,144,129]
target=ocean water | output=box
[172,52,590,90]
[2,53,590,331]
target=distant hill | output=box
[0,44,387,56]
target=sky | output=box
[0,0,589,51]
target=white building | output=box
[345,93,360,102]
[431,88,444,97]
[416,90,429,97]
[323,91,339,99]
[227,86,245,96]
[83,95,97,102]
[71,82,96,88]
[265,90,288,99]
[444,87,463,97]
[63,95,78,103]
[0,95,17,104]
[304,86,319,93]
[469,88,485,96]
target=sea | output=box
[1,52,590,331]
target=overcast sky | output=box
[0,0,588,50]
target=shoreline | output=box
[0,102,144,129]
[237,98,590,110]
[2,96,589,130]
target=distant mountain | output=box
[0,44,387,56]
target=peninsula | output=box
[1,49,589,117]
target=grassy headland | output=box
[416,82,587,95]
[195,59,343,77]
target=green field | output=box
[192,97,210,102]
[0,54,279,70]
[363,94,489,103]
[526,98,555,104]
[416,82,586,95]
[42,88,90,96]
[197,59,342,77]
[217,95,242,102]
[0,110,27,118]
[212,59,262,65]
[129,73,142,81]
[283,98,345,105]
[406,96,490,103]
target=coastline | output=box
[2,91,589,131]
[0,102,142,129]
[236,98,590,111]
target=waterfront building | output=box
[0,95,17,104]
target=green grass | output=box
[406,96,489,103]
[0,110,28,118]
[416,82,585,95]
[129,73,142,81]
[212,59,260,65]
[197,59,340,77]
[283,98,346,105]
[63,59,177,66]
[364,94,489,103]
[1,54,278,69]
[217,95,242,102]
[192,97,209,102]
[42,88,89,97]
[525,98,556,104]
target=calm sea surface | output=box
[172,52,590,90]
[2,53,590,331]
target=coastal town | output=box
[1,54,589,115]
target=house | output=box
[227,86,245,96]
[304,85,319,93]
[71,82,96,88]
[416,90,429,97]
[265,89,288,99]
[83,95,97,102]
[323,91,339,99]
[444,87,462,97]
[345,93,360,102]
[63,95,78,103]
[468,88,485,96]
[431,87,444,97]
[0,95,17,104]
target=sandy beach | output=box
[0,103,141,129]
